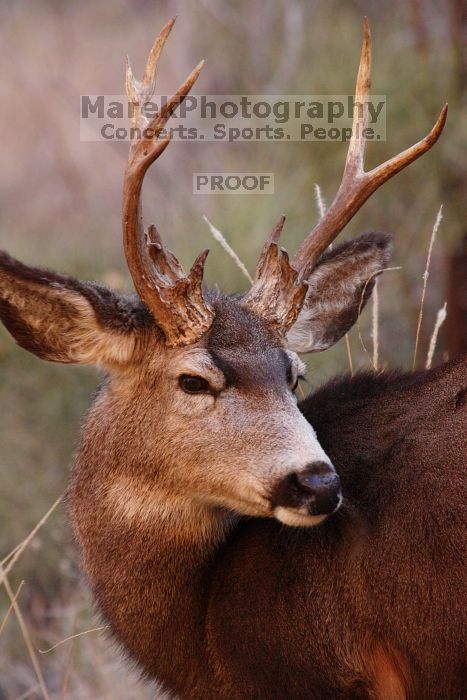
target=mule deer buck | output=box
[1,17,465,700]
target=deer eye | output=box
[292,375,305,394]
[179,374,210,394]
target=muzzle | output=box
[271,461,342,518]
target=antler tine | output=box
[291,18,448,281]
[123,19,214,347]
[126,17,176,118]
[255,215,286,277]
[142,17,176,90]
[345,16,371,177]
[242,216,308,331]
[127,57,205,171]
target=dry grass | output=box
[0,502,156,699]
[413,205,444,369]
[203,215,253,283]
[426,303,448,369]
[1,498,63,585]
[371,279,379,370]
[313,184,327,221]
[1,566,51,700]
[0,580,24,637]
[356,266,402,369]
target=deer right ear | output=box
[0,252,149,368]
[286,232,392,353]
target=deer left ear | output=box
[286,232,392,353]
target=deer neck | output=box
[72,467,236,693]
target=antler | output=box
[123,17,214,347]
[290,17,448,281]
[242,217,308,330]
[122,17,447,342]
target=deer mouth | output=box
[269,462,343,527]
[273,495,343,528]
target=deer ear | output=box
[286,232,392,353]
[0,252,149,367]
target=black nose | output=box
[295,462,341,515]
[271,461,342,516]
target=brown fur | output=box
[1,247,465,699]
[363,644,411,700]
[65,353,466,700]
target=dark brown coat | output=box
[68,352,466,700]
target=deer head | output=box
[0,18,446,528]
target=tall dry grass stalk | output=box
[357,267,402,368]
[203,215,253,283]
[0,578,24,635]
[0,495,62,582]
[39,625,108,654]
[1,497,63,700]
[425,302,447,369]
[1,541,23,568]
[14,684,42,700]
[314,183,327,220]
[59,614,77,700]
[344,336,354,376]
[371,278,379,370]
[0,565,51,700]
[413,204,443,370]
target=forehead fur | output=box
[203,291,291,390]
[209,292,280,348]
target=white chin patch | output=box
[273,507,328,528]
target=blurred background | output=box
[0,0,465,697]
